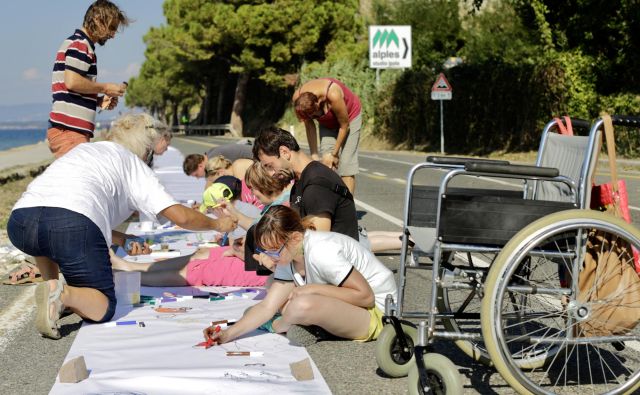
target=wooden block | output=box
[290,357,314,381]
[58,356,89,383]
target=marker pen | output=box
[226,351,264,357]
[105,320,138,327]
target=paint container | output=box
[139,221,154,232]
[114,271,141,306]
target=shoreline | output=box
[0,141,53,174]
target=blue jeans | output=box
[7,207,116,322]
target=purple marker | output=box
[160,297,177,303]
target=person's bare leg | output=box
[56,281,109,322]
[35,256,59,280]
[368,231,404,252]
[342,175,355,196]
[281,294,370,339]
[109,250,193,273]
[140,265,190,286]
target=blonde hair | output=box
[105,113,162,160]
[244,161,293,197]
[205,155,232,175]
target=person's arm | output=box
[111,230,151,255]
[304,120,320,160]
[213,201,254,230]
[204,281,294,343]
[323,87,350,168]
[64,70,126,97]
[290,268,375,308]
[304,213,332,232]
[160,204,237,232]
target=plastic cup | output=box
[114,271,141,306]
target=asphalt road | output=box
[2,134,640,394]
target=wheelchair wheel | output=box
[375,323,417,377]
[407,353,463,395]
[482,210,640,394]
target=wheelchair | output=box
[375,116,640,394]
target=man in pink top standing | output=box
[293,78,362,195]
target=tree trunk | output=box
[171,102,179,126]
[216,75,227,123]
[229,72,249,137]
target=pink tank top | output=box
[314,78,361,130]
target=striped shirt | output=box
[49,29,98,136]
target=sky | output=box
[0,0,166,111]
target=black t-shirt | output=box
[290,161,359,241]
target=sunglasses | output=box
[255,242,287,259]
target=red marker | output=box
[205,325,221,349]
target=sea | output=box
[0,128,47,152]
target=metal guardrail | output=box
[171,124,232,136]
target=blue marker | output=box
[106,320,138,327]
[221,233,229,246]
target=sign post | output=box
[430,73,452,154]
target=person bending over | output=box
[183,153,261,209]
[293,77,362,195]
[8,113,237,339]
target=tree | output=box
[134,0,364,136]
[125,25,200,125]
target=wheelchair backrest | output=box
[534,119,600,208]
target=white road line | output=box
[0,286,35,353]
[359,167,368,172]
[372,172,386,177]
[392,178,406,184]
[355,199,403,227]
[360,153,415,166]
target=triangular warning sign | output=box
[431,73,452,92]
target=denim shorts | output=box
[7,207,115,322]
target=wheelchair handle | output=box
[465,162,559,178]
[610,115,640,127]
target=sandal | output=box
[2,262,43,285]
[34,279,64,339]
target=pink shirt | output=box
[316,78,362,130]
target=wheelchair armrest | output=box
[465,162,559,178]
[426,156,510,166]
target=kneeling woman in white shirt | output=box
[204,204,397,344]
[8,113,237,340]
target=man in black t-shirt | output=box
[252,126,358,240]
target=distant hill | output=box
[0,103,50,125]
